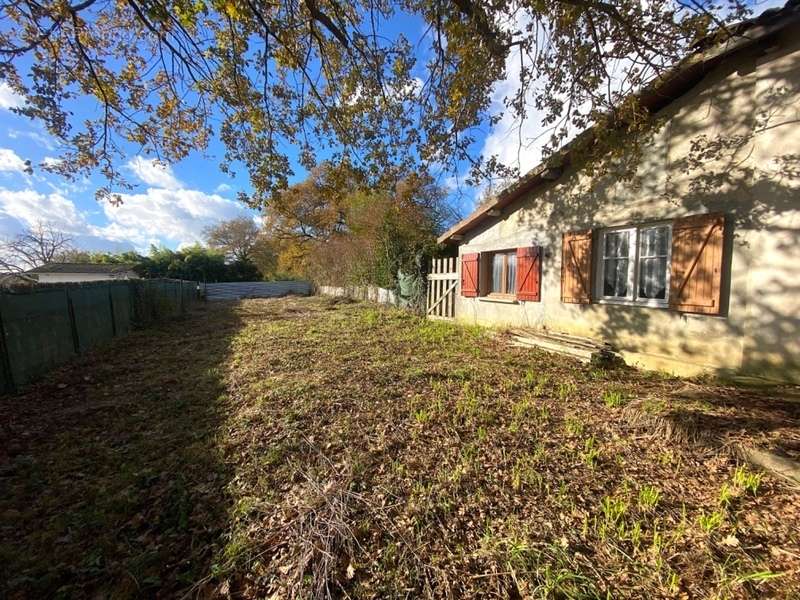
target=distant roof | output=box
[27,262,138,274]
[438,0,800,244]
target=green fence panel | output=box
[152,280,180,320]
[131,279,156,326]
[67,285,115,353]
[0,288,75,387]
[110,282,132,336]
[0,279,198,392]
[172,281,182,315]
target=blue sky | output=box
[0,83,263,253]
[0,7,488,254]
[0,1,782,253]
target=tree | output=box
[263,166,453,286]
[0,1,754,205]
[204,217,260,263]
[0,223,74,272]
[204,216,279,279]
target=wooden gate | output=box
[426,257,458,320]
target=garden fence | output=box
[0,278,198,392]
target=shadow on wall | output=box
[0,302,244,597]
[515,35,800,380]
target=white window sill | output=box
[479,295,518,304]
[594,297,669,309]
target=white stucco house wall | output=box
[438,3,800,383]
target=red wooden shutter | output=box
[669,213,725,315]
[516,246,541,301]
[461,253,479,297]
[561,230,593,304]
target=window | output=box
[599,224,671,305]
[602,229,633,298]
[489,250,517,295]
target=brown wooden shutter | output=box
[669,213,725,315]
[516,247,541,301]
[461,253,479,297]
[561,230,593,304]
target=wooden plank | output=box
[435,278,440,317]
[427,280,458,315]
[438,278,443,317]
[445,271,451,318]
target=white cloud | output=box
[126,156,183,190]
[0,188,86,232]
[0,145,254,251]
[0,147,29,174]
[7,128,58,151]
[97,187,251,249]
[214,182,233,193]
[0,181,253,253]
[41,156,64,168]
[0,82,23,110]
[480,14,550,179]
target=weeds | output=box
[557,381,577,401]
[601,495,628,526]
[698,510,725,533]
[732,466,762,496]
[360,308,382,327]
[581,436,601,468]
[637,485,661,512]
[413,408,430,424]
[719,483,734,507]
[511,454,544,492]
[564,415,585,436]
[602,388,627,408]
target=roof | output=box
[439,0,800,244]
[27,262,138,274]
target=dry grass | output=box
[1,296,799,599]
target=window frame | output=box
[485,249,517,297]
[595,221,673,308]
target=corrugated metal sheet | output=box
[205,281,312,301]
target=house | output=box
[26,263,140,284]
[438,2,800,383]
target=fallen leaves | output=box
[0,297,799,599]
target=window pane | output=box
[492,254,503,293]
[604,231,629,258]
[506,253,517,294]
[640,226,669,257]
[603,258,629,297]
[638,257,668,299]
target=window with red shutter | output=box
[515,246,541,301]
[460,253,479,297]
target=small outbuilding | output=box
[26,263,140,284]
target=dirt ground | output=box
[1,296,798,599]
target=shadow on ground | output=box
[623,380,800,459]
[0,302,243,598]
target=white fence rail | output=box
[205,280,312,301]
[426,257,457,320]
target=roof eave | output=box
[438,6,799,245]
